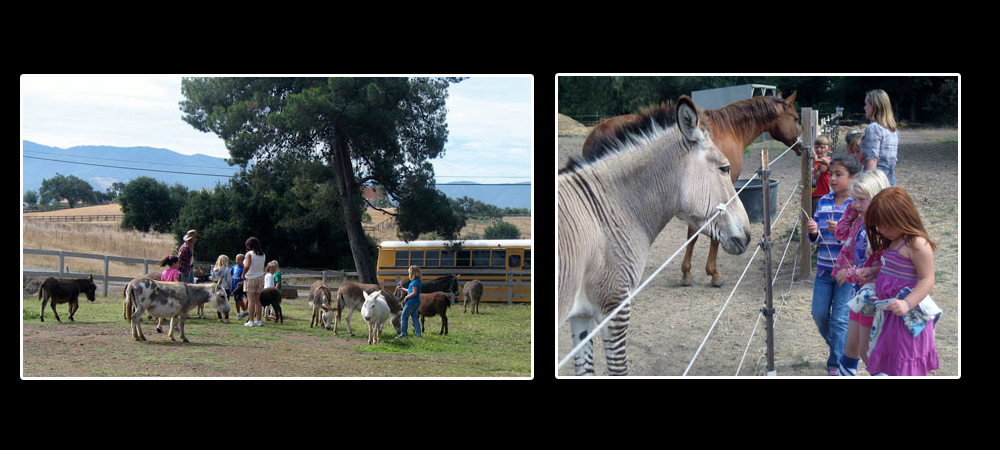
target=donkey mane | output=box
[701,95,785,141]
[560,101,679,174]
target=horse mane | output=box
[560,101,679,174]
[701,95,783,139]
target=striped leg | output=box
[602,302,630,376]
[569,316,596,376]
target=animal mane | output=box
[701,95,783,140]
[559,101,679,174]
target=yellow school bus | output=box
[376,239,531,303]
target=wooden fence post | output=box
[103,255,111,297]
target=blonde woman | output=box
[212,255,233,323]
[394,265,423,339]
[243,237,266,327]
[861,89,900,186]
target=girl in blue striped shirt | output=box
[807,154,860,375]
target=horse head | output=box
[675,95,752,256]
[771,91,802,154]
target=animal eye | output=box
[720,165,730,174]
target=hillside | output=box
[23,141,530,211]
[436,181,531,210]
[21,141,239,194]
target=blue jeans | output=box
[876,164,896,187]
[399,301,421,337]
[811,269,852,369]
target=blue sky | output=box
[20,74,533,186]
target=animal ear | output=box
[676,95,702,142]
[784,91,797,105]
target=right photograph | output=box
[555,75,959,378]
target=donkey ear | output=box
[676,95,702,141]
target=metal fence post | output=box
[759,149,776,375]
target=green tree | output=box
[483,220,521,239]
[180,77,465,282]
[396,181,465,242]
[119,176,188,232]
[23,190,39,206]
[38,173,96,208]
[173,160,367,270]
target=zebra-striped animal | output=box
[557,96,751,376]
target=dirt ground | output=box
[556,116,959,377]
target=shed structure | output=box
[690,84,778,110]
[691,83,778,141]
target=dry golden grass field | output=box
[22,204,532,278]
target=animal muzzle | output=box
[717,201,752,255]
[722,228,752,255]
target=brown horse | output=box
[582,92,801,287]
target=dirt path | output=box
[557,122,959,377]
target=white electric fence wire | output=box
[558,142,799,375]
[556,171,760,372]
[734,183,803,375]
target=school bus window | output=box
[411,250,424,266]
[472,250,490,267]
[524,250,531,268]
[441,250,455,267]
[508,254,521,268]
[395,250,409,267]
[492,250,506,267]
[426,250,440,267]
[456,250,470,267]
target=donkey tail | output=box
[122,284,134,321]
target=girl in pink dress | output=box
[863,187,939,376]
[833,170,890,375]
[156,254,181,333]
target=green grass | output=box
[23,293,532,378]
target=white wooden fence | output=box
[22,248,355,297]
[23,249,531,303]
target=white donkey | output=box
[361,289,391,345]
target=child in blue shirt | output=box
[230,253,247,320]
[395,265,423,339]
[806,155,860,375]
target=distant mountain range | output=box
[21,141,239,195]
[436,181,531,210]
[21,141,531,210]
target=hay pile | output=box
[558,114,590,136]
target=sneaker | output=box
[828,367,840,376]
[254,320,263,327]
[394,335,406,340]
[244,321,254,327]
[838,363,857,376]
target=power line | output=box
[23,153,532,184]
[23,149,234,171]
[22,155,236,178]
